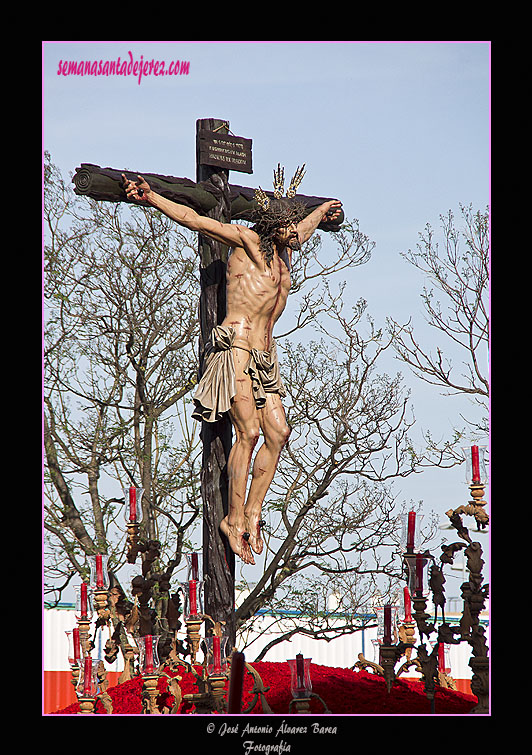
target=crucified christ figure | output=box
[122,168,342,564]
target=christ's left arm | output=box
[297,200,343,243]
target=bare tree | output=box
[386,204,489,436]
[44,152,202,604]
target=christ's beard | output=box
[288,236,301,251]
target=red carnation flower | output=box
[50,662,478,715]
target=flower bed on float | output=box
[51,661,478,715]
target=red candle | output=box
[383,605,392,644]
[416,554,424,594]
[403,587,412,622]
[471,446,480,483]
[296,653,305,690]
[191,553,199,581]
[407,511,416,551]
[213,636,222,674]
[227,651,245,713]
[438,642,445,672]
[144,635,154,673]
[189,581,197,616]
[73,627,81,663]
[80,583,88,616]
[129,487,137,522]
[83,656,93,696]
[95,554,104,588]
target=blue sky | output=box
[42,41,490,589]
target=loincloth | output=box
[192,325,287,423]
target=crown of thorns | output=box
[254,163,306,211]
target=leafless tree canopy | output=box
[387,204,489,436]
[44,154,202,599]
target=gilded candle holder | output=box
[118,641,138,684]
[77,696,95,715]
[208,675,228,713]
[398,621,416,660]
[185,618,203,664]
[378,642,406,693]
[126,522,140,562]
[76,618,92,656]
[177,661,211,714]
[141,674,161,714]
[124,486,144,562]
[93,589,109,620]
[411,594,435,640]
[289,696,311,714]
[76,657,98,713]
[70,664,80,690]
[468,482,489,529]
[181,580,204,664]
[469,654,489,712]
[176,659,221,715]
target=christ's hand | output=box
[322,200,343,222]
[122,174,152,202]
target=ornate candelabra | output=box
[457,445,489,532]
[355,514,427,691]
[441,444,490,713]
[407,552,442,708]
[355,450,489,714]
[355,601,415,694]
[122,553,272,715]
[68,555,116,714]
[440,527,489,711]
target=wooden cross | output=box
[73,118,343,644]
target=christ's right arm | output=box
[122,174,257,251]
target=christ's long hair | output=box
[251,198,308,267]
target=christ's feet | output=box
[245,511,265,556]
[220,515,255,565]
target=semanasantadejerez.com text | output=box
[57,51,190,85]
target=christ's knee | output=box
[229,425,260,486]
[237,426,261,451]
[279,423,291,448]
[267,423,291,453]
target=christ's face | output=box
[275,222,301,251]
